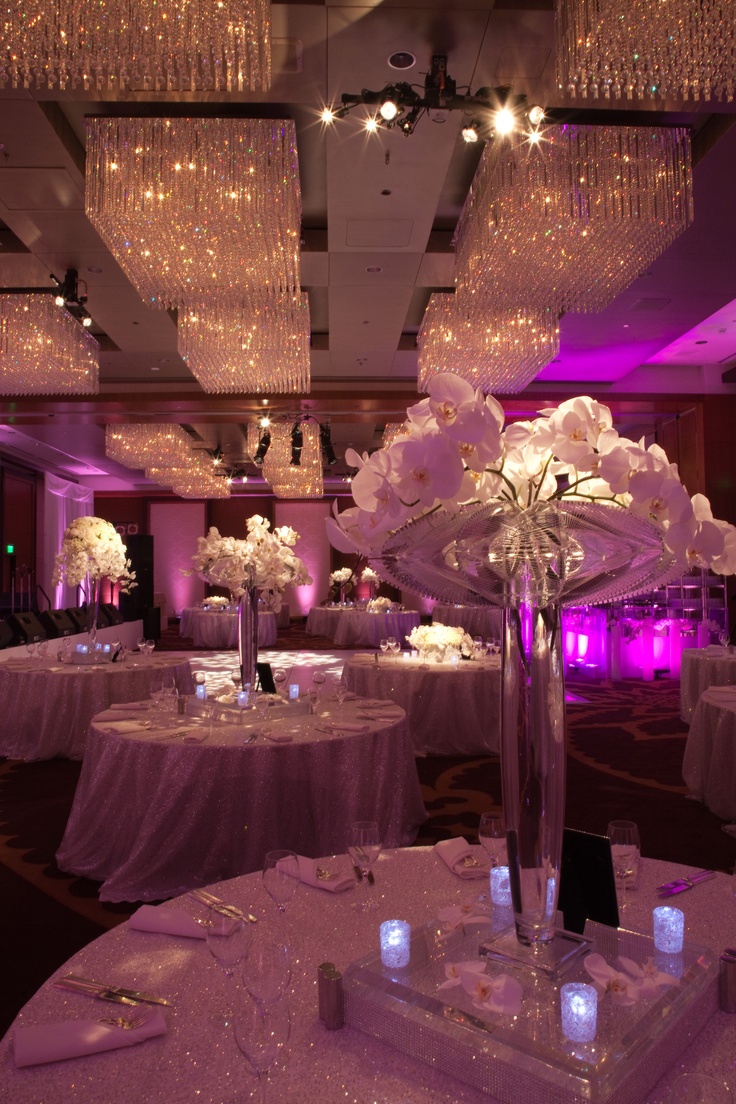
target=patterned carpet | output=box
[1,640,735,1033]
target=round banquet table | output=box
[333,609,421,648]
[305,606,346,638]
[178,608,277,649]
[1,850,733,1104]
[55,697,426,902]
[0,654,194,761]
[432,604,503,640]
[679,646,736,722]
[343,652,501,755]
[682,685,736,820]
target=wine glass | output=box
[719,630,730,653]
[607,819,641,913]
[36,639,49,661]
[263,850,300,917]
[161,675,178,715]
[478,811,506,869]
[145,639,156,657]
[273,669,287,695]
[25,641,37,660]
[311,670,326,692]
[334,676,349,706]
[206,909,251,1026]
[233,995,291,1104]
[231,669,242,692]
[242,941,292,1007]
[348,820,382,911]
[379,639,389,659]
[472,636,484,658]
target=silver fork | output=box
[100,1006,154,1030]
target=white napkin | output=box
[359,707,403,719]
[263,731,293,743]
[705,684,736,698]
[319,722,369,734]
[110,701,150,711]
[434,838,489,880]
[96,709,137,722]
[102,721,144,734]
[14,1008,167,1067]
[705,645,727,656]
[129,904,205,939]
[279,854,354,893]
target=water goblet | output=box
[242,941,292,1008]
[161,675,178,715]
[206,909,251,1026]
[231,669,242,692]
[312,670,326,691]
[387,636,397,654]
[478,811,506,869]
[719,630,730,653]
[348,820,382,911]
[472,636,484,658]
[25,641,37,660]
[273,669,287,695]
[36,640,49,660]
[607,819,641,913]
[263,850,299,917]
[379,639,389,660]
[233,994,291,1104]
[136,635,146,655]
[334,676,349,706]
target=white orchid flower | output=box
[584,952,639,1006]
[618,956,679,998]
[427,374,486,443]
[437,959,487,988]
[391,432,465,508]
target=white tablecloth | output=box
[0,655,194,761]
[305,606,346,638]
[333,610,421,648]
[1,851,732,1104]
[344,653,501,755]
[432,605,503,640]
[55,697,426,901]
[679,647,736,721]
[178,608,277,649]
[682,685,736,819]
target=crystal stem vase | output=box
[86,573,101,648]
[501,600,565,946]
[238,587,259,690]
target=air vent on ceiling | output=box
[630,298,671,312]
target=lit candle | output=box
[490,865,512,906]
[289,683,300,700]
[560,982,598,1043]
[403,651,411,662]
[195,673,207,701]
[237,689,250,709]
[380,920,411,969]
[653,906,684,953]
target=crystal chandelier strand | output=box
[454,125,693,314]
[418,293,560,394]
[179,288,310,393]
[556,0,736,103]
[270,423,323,499]
[105,424,194,469]
[0,0,271,93]
[86,117,301,309]
[0,295,99,395]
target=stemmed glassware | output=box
[719,630,730,653]
[242,941,292,1007]
[478,811,506,868]
[205,909,251,1026]
[25,642,37,660]
[233,993,291,1104]
[136,635,146,655]
[607,819,641,913]
[348,820,382,911]
[273,669,287,695]
[379,639,389,660]
[334,676,349,707]
[263,850,300,918]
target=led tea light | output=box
[289,684,300,700]
[195,673,207,701]
[490,865,512,906]
[237,689,250,709]
[380,920,411,969]
[653,906,684,953]
[561,982,598,1043]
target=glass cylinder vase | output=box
[85,573,101,649]
[238,587,259,690]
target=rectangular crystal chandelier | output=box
[382,423,409,448]
[179,289,310,394]
[455,125,693,315]
[148,468,231,499]
[0,295,99,395]
[105,424,194,469]
[271,423,323,499]
[418,293,559,394]
[0,1,270,93]
[86,117,301,309]
[556,0,735,102]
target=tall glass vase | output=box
[85,573,101,648]
[238,587,259,689]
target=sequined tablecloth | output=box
[55,699,426,902]
[679,647,736,722]
[0,655,194,761]
[432,605,504,640]
[178,608,278,649]
[1,850,733,1103]
[683,686,736,819]
[333,610,421,648]
[344,653,501,756]
[305,606,346,638]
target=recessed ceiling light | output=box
[366,266,382,273]
[388,51,416,70]
[86,265,103,274]
[695,339,708,344]
[150,365,160,371]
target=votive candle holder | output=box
[380,920,411,968]
[490,865,512,906]
[289,684,300,700]
[653,906,684,953]
[560,982,598,1043]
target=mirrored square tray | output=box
[342,920,718,1104]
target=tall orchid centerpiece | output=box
[328,566,355,605]
[328,375,736,954]
[361,564,380,600]
[52,516,136,645]
[187,516,311,686]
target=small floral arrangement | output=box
[329,567,354,586]
[52,516,136,591]
[584,953,678,1005]
[407,623,475,657]
[185,515,311,608]
[202,596,229,610]
[361,566,380,582]
[367,596,393,613]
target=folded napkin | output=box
[320,722,369,734]
[14,1008,167,1067]
[263,731,293,743]
[129,904,205,939]
[279,854,354,893]
[102,721,144,735]
[434,838,489,880]
[96,709,137,722]
[705,645,728,656]
[110,701,150,711]
[359,708,403,719]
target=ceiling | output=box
[1,0,736,495]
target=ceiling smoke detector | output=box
[388,51,416,70]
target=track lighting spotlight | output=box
[320,423,338,466]
[290,422,304,465]
[253,431,271,465]
[461,119,481,143]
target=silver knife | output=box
[55,974,174,1007]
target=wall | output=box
[149,501,206,618]
[274,500,331,616]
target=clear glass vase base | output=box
[479,926,593,981]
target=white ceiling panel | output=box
[329,252,423,285]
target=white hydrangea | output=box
[407,623,474,657]
[329,567,354,585]
[52,516,136,591]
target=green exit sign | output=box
[5,544,14,554]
